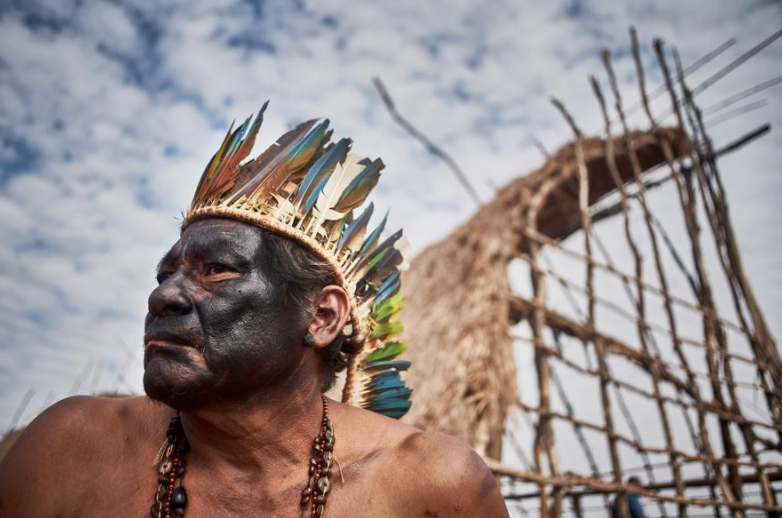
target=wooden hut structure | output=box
[398,30,782,517]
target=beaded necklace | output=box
[151,394,335,518]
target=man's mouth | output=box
[144,331,194,351]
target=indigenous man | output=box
[0,107,509,517]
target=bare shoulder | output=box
[1,395,163,457]
[391,432,509,517]
[0,395,167,515]
[335,403,508,517]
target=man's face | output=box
[143,218,308,410]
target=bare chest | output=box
[69,452,406,518]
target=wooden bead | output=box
[316,476,331,495]
[170,487,187,509]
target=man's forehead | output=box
[162,219,264,263]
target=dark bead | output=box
[151,504,160,518]
[315,504,325,517]
[316,476,331,495]
[170,486,188,509]
[158,473,169,484]
[174,509,185,516]
[167,432,180,443]
[314,494,326,504]
[157,485,168,499]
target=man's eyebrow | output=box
[156,250,175,273]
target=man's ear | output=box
[306,285,350,349]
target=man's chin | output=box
[143,356,207,411]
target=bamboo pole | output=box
[551,97,627,517]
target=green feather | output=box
[372,293,405,322]
[364,341,408,363]
[369,321,403,340]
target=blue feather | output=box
[333,158,384,212]
[363,359,411,372]
[337,202,374,251]
[367,398,412,418]
[364,376,405,394]
[372,271,401,309]
[359,210,388,256]
[370,387,413,402]
[366,371,402,388]
[294,137,351,208]
[368,397,412,411]
[225,115,252,156]
[302,174,331,215]
[288,119,330,161]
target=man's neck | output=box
[178,372,324,483]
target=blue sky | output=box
[1,0,781,497]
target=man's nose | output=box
[148,274,193,317]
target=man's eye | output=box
[206,264,230,274]
[203,264,238,280]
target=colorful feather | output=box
[200,104,269,202]
[363,359,411,372]
[337,202,374,252]
[310,153,367,230]
[364,341,408,363]
[226,118,323,205]
[327,211,352,243]
[293,137,352,211]
[372,292,404,322]
[333,158,384,212]
[191,121,235,205]
[349,229,403,280]
[359,210,388,256]
[362,236,410,287]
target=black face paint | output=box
[143,218,309,411]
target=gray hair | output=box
[256,227,359,391]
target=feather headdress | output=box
[182,103,412,419]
